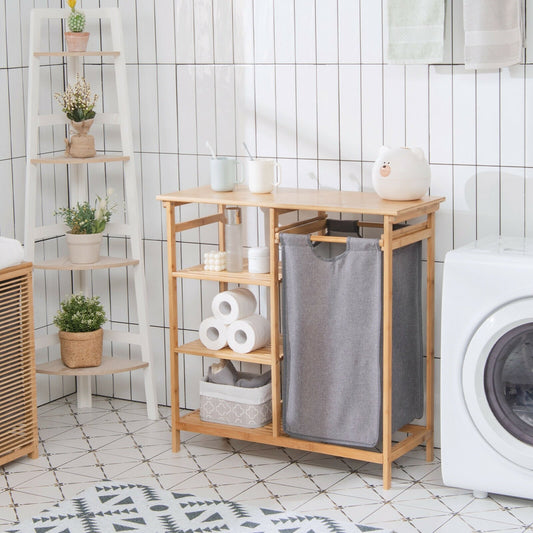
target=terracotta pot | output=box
[59,328,103,368]
[65,231,103,264]
[65,32,90,52]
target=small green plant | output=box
[67,0,86,33]
[55,194,115,234]
[54,293,106,332]
[54,74,98,122]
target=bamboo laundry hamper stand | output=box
[158,186,444,489]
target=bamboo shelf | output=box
[174,261,280,286]
[158,185,444,490]
[177,339,278,366]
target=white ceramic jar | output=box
[248,246,269,273]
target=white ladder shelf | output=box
[24,8,158,420]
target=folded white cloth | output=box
[463,0,524,70]
[386,0,446,64]
[0,237,24,270]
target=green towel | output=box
[386,0,446,64]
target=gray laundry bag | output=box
[280,232,423,448]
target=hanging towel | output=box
[0,237,24,270]
[386,0,446,64]
[463,0,524,70]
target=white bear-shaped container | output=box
[372,146,430,201]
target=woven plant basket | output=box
[59,328,103,368]
[64,119,96,158]
[65,134,96,158]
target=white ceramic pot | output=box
[372,146,431,201]
[65,231,103,264]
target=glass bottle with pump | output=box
[224,206,243,272]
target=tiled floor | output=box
[1,395,532,533]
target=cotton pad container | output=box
[248,246,269,273]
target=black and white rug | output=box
[5,481,393,533]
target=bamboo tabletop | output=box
[157,186,445,217]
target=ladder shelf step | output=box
[34,256,139,271]
[36,356,148,376]
[34,51,120,57]
[31,154,130,165]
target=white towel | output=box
[463,0,524,70]
[386,0,446,64]
[0,237,24,270]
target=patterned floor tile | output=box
[340,503,385,523]
[461,509,526,531]
[0,394,531,533]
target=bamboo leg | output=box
[425,212,435,462]
[269,208,281,437]
[164,202,180,452]
[382,216,393,490]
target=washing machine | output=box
[441,236,533,499]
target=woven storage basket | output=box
[59,328,103,368]
[199,377,272,428]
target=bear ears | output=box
[378,146,426,160]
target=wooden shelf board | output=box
[173,262,280,286]
[34,51,120,57]
[36,356,148,376]
[176,339,277,366]
[30,154,129,165]
[158,185,445,219]
[34,256,139,271]
[177,410,383,463]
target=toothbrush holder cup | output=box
[210,157,242,192]
[246,159,281,194]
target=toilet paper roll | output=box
[211,288,257,324]
[227,314,270,354]
[199,317,228,351]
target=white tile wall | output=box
[2,1,533,448]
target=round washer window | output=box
[484,323,533,446]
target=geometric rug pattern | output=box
[5,481,391,533]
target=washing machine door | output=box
[463,298,533,469]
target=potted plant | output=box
[54,74,98,158]
[64,0,89,52]
[55,194,114,264]
[54,293,106,368]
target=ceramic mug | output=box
[246,159,281,194]
[210,157,242,192]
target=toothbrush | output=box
[206,141,216,159]
[242,142,254,160]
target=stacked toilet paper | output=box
[199,288,270,354]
